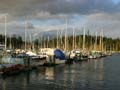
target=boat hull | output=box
[55,59,66,64]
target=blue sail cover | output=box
[54,49,66,60]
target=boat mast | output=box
[47,36,49,48]
[94,32,97,51]
[29,33,32,50]
[43,37,45,48]
[4,15,7,50]
[75,29,76,49]
[57,30,59,48]
[82,26,86,50]
[60,30,63,49]
[99,29,103,52]
[40,35,43,48]
[99,30,102,52]
[9,34,12,49]
[64,19,68,51]
[101,29,104,52]
[25,20,27,51]
[72,26,75,50]
[90,32,93,50]
[79,29,81,49]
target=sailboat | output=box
[68,26,76,60]
[6,34,13,53]
[74,26,88,61]
[99,29,106,57]
[89,32,98,59]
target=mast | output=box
[32,36,35,51]
[90,32,93,50]
[43,37,45,48]
[99,29,104,52]
[72,26,75,50]
[29,33,32,50]
[64,19,68,51]
[4,15,7,50]
[94,32,97,51]
[57,30,59,48]
[60,30,63,49]
[79,30,81,49]
[99,32,102,51]
[99,30,103,52]
[52,36,54,48]
[41,35,43,48]
[25,20,27,51]
[101,29,104,52]
[82,26,86,50]
[75,29,76,49]
[47,36,49,48]
[9,34,12,49]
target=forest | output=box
[0,34,120,51]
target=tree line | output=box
[36,35,120,51]
[0,34,120,51]
[0,34,23,49]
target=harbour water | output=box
[0,54,120,90]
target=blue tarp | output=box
[54,49,66,60]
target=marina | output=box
[0,53,120,90]
[0,47,115,75]
[0,15,119,89]
[0,0,120,90]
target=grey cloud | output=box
[0,0,119,19]
[85,13,120,38]
[86,13,120,21]
[0,0,120,38]
[14,23,34,30]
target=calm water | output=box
[0,54,120,90]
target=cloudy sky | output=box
[0,0,120,38]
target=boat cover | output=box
[54,49,66,60]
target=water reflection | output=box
[63,59,104,90]
[2,80,6,90]
[45,67,55,80]
[0,57,105,90]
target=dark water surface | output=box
[0,54,120,90]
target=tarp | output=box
[54,49,66,60]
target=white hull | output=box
[46,56,66,64]
[31,60,46,66]
[88,55,96,59]
[55,59,66,64]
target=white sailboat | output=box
[74,26,88,61]
[80,26,88,60]
[69,26,76,59]
[89,32,98,59]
